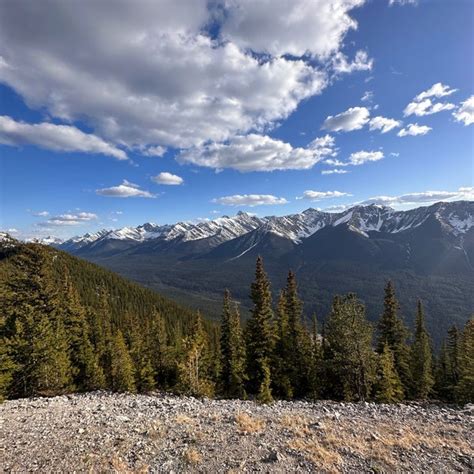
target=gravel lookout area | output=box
[1,392,473,473]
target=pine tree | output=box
[284,271,311,397]
[272,290,292,398]
[245,256,275,402]
[0,338,15,401]
[456,318,474,403]
[435,341,451,400]
[308,313,322,400]
[410,300,434,400]
[150,310,173,388]
[376,281,411,395]
[324,294,375,401]
[374,343,404,403]
[110,330,136,393]
[219,290,246,398]
[177,312,215,397]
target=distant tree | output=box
[245,256,275,402]
[376,281,411,395]
[324,294,375,401]
[110,330,136,393]
[456,317,474,403]
[374,343,404,403]
[410,300,434,399]
[219,290,246,398]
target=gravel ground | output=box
[1,391,473,473]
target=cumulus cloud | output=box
[0,0,370,154]
[322,168,349,175]
[404,83,457,117]
[31,210,50,217]
[331,50,373,74]
[322,107,370,132]
[152,172,184,185]
[361,186,474,206]
[96,180,155,198]
[212,194,288,207]
[178,134,337,172]
[368,116,402,133]
[220,0,365,58]
[297,190,351,201]
[142,146,167,157]
[39,212,98,226]
[397,123,432,137]
[0,115,127,160]
[452,96,474,126]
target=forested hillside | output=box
[1,238,472,404]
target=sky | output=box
[0,0,473,240]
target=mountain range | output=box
[46,200,474,344]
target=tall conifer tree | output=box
[410,300,434,399]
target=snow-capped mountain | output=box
[56,201,474,255]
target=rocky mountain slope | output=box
[1,392,472,473]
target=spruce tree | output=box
[245,256,275,402]
[456,318,474,403]
[110,330,136,393]
[219,290,246,398]
[324,294,375,401]
[410,300,434,399]
[374,343,404,403]
[308,314,322,400]
[376,281,411,395]
[284,271,311,397]
[272,290,292,398]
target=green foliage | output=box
[219,290,246,398]
[110,330,136,393]
[245,256,275,400]
[456,318,474,403]
[410,300,434,400]
[376,281,411,395]
[324,294,376,401]
[176,312,215,397]
[375,343,404,403]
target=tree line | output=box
[0,243,472,404]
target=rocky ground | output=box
[1,392,473,473]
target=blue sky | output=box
[0,0,473,239]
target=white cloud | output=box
[96,180,155,198]
[297,190,351,201]
[322,168,349,175]
[369,116,402,133]
[404,83,457,117]
[212,194,288,207]
[331,50,373,74]
[361,91,373,102]
[414,83,458,102]
[0,0,370,152]
[142,146,167,157]
[404,99,455,117]
[322,107,370,132]
[31,210,50,217]
[397,123,432,137]
[0,115,127,160]
[361,186,474,207]
[178,134,337,172]
[389,0,418,6]
[39,212,98,226]
[220,0,365,58]
[152,172,184,185]
[452,96,474,126]
[348,150,384,165]
[390,152,400,157]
